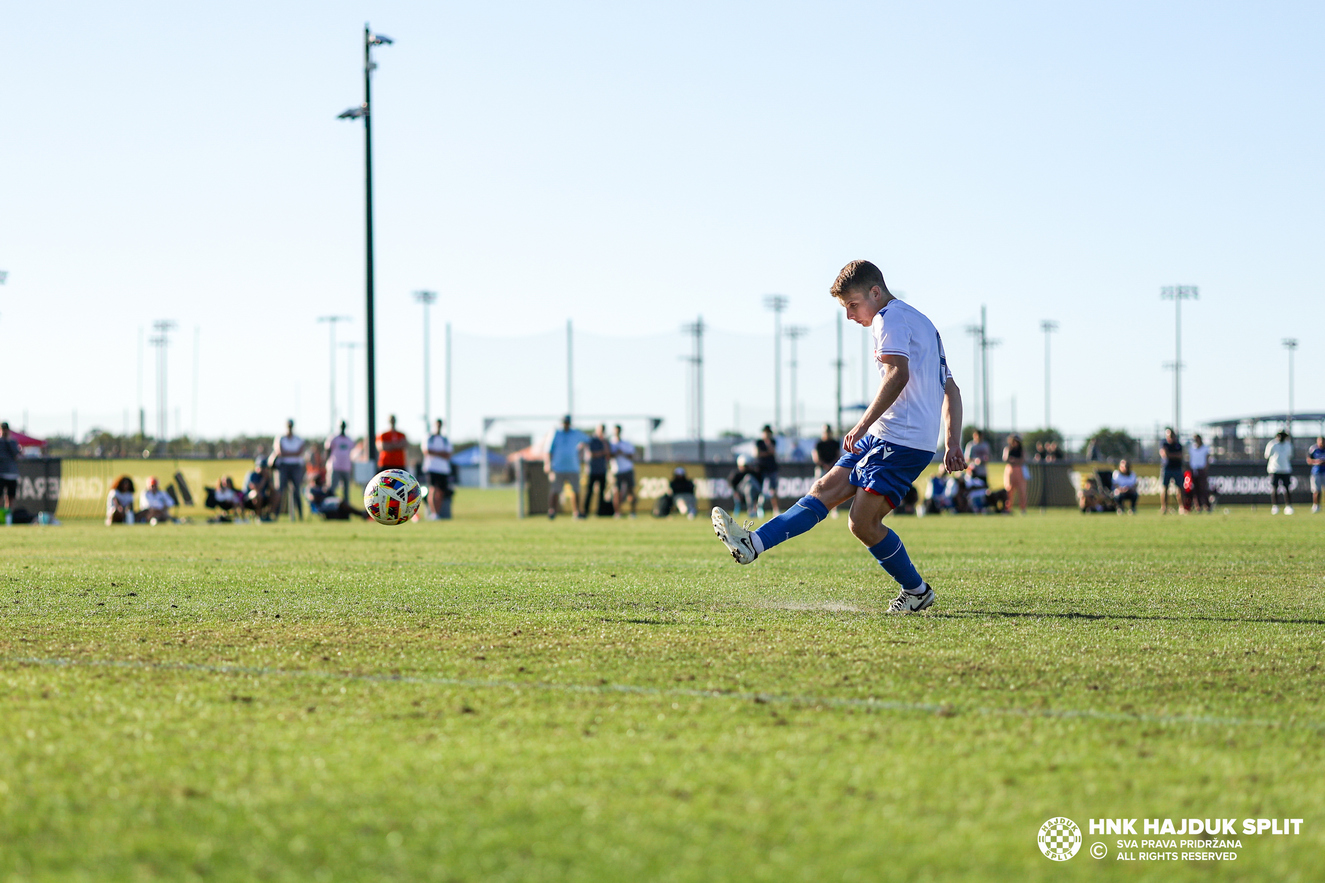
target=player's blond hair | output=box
[830,260,887,299]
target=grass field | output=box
[3,492,1323,882]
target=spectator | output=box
[579,424,611,517]
[966,473,988,513]
[1265,430,1295,514]
[1077,476,1110,513]
[306,471,368,520]
[610,424,637,518]
[274,419,307,521]
[1158,427,1184,515]
[106,475,136,525]
[1002,433,1028,514]
[325,420,355,505]
[209,476,243,522]
[0,421,20,511]
[728,455,761,518]
[670,467,698,519]
[1033,441,1047,462]
[755,424,780,517]
[423,418,453,520]
[244,458,277,521]
[1045,441,1064,462]
[1189,433,1213,512]
[964,429,992,485]
[377,414,407,471]
[543,415,588,519]
[1112,459,1139,514]
[812,424,842,519]
[1308,436,1325,514]
[140,476,175,524]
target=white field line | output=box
[6,655,1321,732]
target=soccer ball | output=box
[363,469,422,525]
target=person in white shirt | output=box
[325,420,355,506]
[711,259,965,615]
[273,419,307,521]
[610,424,637,518]
[1265,430,1295,514]
[141,476,174,524]
[106,475,136,525]
[1111,459,1139,514]
[1189,433,1212,512]
[423,419,453,520]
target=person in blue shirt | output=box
[1309,435,1325,514]
[543,415,589,519]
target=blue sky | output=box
[3,1,1321,447]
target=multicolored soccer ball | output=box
[363,469,422,525]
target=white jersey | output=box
[424,434,452,475]
[869,298,952,452]
[611,439,635,473]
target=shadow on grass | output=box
[934,610,1325,626]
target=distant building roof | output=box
[1202,413,1325,431]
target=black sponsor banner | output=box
[1205,464,1314,505]
[15,458,61,514]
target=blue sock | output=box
[752,495,829,553]
[868,530,925,592]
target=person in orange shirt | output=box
[377,414,408,470]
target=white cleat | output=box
[887,582,936,614]
[1285,505,1295,515]
[1271,506,1280,515]
[711,507,758,564]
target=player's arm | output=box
[941,376,966,473]
[843,354,909,452]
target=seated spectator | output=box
[670,467,698,519]
[1112,459,1139,514]
[1077,476,1113,513]
[244,458,277,521]
[207,476,243,522]
[106,475,136,525]
[306,472,368,520]
[140,476,175,524]
[965,473,988,513]
[727,456,760,517]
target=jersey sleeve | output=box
[937,332,953,386]
[874,309,912,360]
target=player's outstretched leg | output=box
[712,495,831,564]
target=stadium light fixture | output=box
[1283,338,1299,434]
[337,23,394,461]
[763,295,789,432]
[414,290,438,433]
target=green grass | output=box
[2,493,1323,882]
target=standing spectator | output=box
[728,455,761,518]
[579,424,611,517]
[106,476,136,525]
[1158,427,1184,515]
[1265,430,1295,514]
[812,424,842,519]
[325,420,355,505]
[377,415,408,471]
[610,424,637,518]
[670,467,698,518]
[244,458,277,521]
[964,429,992,485]
[755,424,780,517]
[1189,433,1213,512]
[0,422,20,511]
[1307,436,1325,514]
[1112,459,1139,514]
[274,419,307,521]
[1002,433,1027,514]
[140,476,175,524]
[423,419,453,520]
[543,416,588,519]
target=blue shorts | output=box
[836,435,935,508]
[1161,466,1184,488]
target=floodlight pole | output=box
[1040,320,1058,430]
[339,341,360,431]
[1283,338,1299,435]
[1160,285,1198,436]
[785,325,809,439]
[764,295,789,431]
[318,315,351,435]
[834,312,844,434]
[414,290,437,433]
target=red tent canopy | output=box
[10,430,46,448]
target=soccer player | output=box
[712,260,965,613]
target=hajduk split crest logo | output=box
[1037,817,1082,861]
